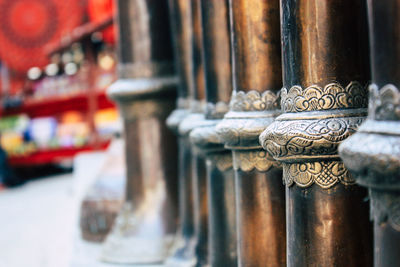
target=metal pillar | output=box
[260,0,373,266]
[101,0,178,264]
[166,0,196,265]
[190,1,237,266]
[340,1,400,266]
[216,1,285,266]
[171,0,211,265]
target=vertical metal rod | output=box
[174,0,210,265]
[260,0,373,266]
[101,0,179,264]
[166,0,197,264]
[340,1,400,266]
[190,1,237,266]
[217,1,286,265]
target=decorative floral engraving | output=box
[208,152,233,172]
[190,124,221,148]
[216,115,276,149]
[206,101,230,119]
[281,81,367,113]
[232,150,280,172]
[230,90,280,112]
[369,84,400,121]
[261,117,364,161]
[283,161,355,189]
[370,191,400,232]
[339,127,400,188]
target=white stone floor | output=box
[0,140,162,267]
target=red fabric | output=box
[87,0,115,45]
[0,0,84,73]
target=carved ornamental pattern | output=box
[261,116,364,161]
[206,101,230,120]
[281,81,368,113]
[230,90,280,112]
[232,150,280,172]
[217,90,281,173]
[369,84,400,121]
[261,81,367,189]
[283,161,355,189]
[370,191,400,231]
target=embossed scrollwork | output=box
[283,161,355,189]
[209,152,233,172]
[370,191,400,231]
[232,150,280,172]
[261,116,364,161]
[230,90,280,112]
[281,81,368,113]
[339,84,400,189]
[369,84,400,121]
[261,81,368,188]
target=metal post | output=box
[190,1,237,266]
[216,0,285,266]
[260,0,373,266]
[340,1,400,266]
[101,0,179,264]
[172,0,211,265]
[166,0,196,265]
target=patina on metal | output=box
[340,1,400,266]
[165,0,196,265]
[260,0,373,266]
[215,1,285,266]
[171,0,210,265]
[101,0,178,264]
[190,0,237,266]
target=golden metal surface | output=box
[101,0,179,264]
[165,0,197,264]
[215,0,286,266]
[259,0,373,266]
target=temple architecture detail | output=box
[216,1,286,266]
[259,1,373,266]
[340,1,400,266]
[101,0,179,264]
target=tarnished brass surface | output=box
[200,0,232,118]
[215,1,286,265]
[206,155,236,267]
[165,0,197,265]
[101,0,178,264]
[168,0,191,101]
[339,2,400,266]
[168,1,210,266]
[188,1,237,266]
[260,0,373,266]
[191,0,205,103]
[115,0,173,79]
[190,124,236,267]
[165,137,197,267]
[177,113,213,267]
[102,94,178,264]
[236,168,285,267]
[192,152,209,267]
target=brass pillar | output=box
[190,0,237,266]
[216,1,286,266]
[166,0,196,265]
[340,1,400,266]
[101,0,178,264]
[260,0,373,266]
[172,0,210,265]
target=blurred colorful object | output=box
[88,0,115,44]
[29,117,58,148]
[0,115,34,156]
[0,0,84,73]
